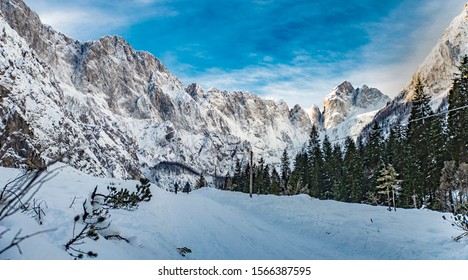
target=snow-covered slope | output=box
[0,165,466,260]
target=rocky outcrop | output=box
[0,83,43,169]
[309,105,323,128]
[323,81,355,129]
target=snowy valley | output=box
[0,164,466,260]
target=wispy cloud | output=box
[343,0,467,98]
[38,8,127,40]
[23,0,176,40]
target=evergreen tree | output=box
[280,148,291,194]
[262,164,272,194]
[195,174,206,189]
[365,122,384,167]
[270,168,281,195]
[307,125,324,198]
[362,122,384,198]
[253,157,263,194]
[322,135,334,199]
[342,137,363,202]
[376,163,402,211]
[426,108,446,209]
[232,159,243,192]
[287,177,309,195]
[242,163,251,193]
[385,123,405,169]
[330,143,344,201]
[439,162,468,213]
[289,151,309,195]
[403,75,432,208]
[253,157,270,194]
[438,160,458,213]
[448,55,468,164]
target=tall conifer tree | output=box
[403,75,432,207]
[307,125,324,198]
[448,55,468,164]
[342,137,363,202]
[280,148,291,194]
[322,135,334,199]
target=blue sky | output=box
[23,0,467,109]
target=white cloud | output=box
[23,0,176,41]
[39,8,128,41]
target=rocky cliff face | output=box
[323,81,355,129]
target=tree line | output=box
[222,55,468,213]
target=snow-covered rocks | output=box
[363,3,468,139]
[0,0,311,179]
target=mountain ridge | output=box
[0,0,315,181]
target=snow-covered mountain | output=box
[321,81,390,141]
[0,0,319,181]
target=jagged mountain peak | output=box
[354,85,389,108]
[289,104,308,125]
[309,104,323,128]
[327,81,355,99]
[323,81,389,129]
[2,0,464,184]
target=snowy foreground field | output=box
[0,164,467,260]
